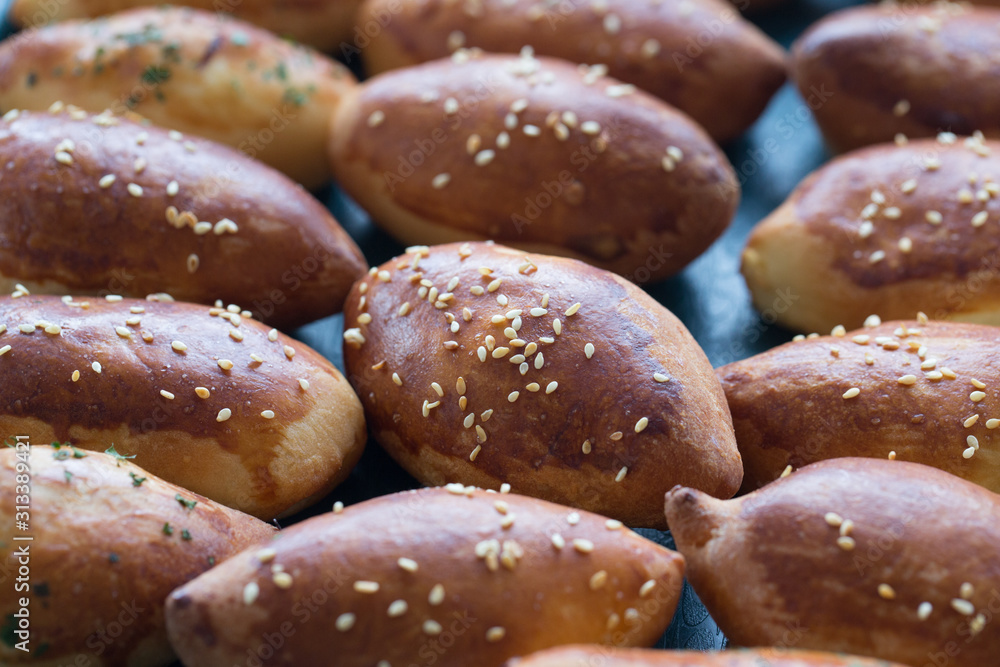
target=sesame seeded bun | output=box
[506,645,912,666]
[0,445,275,667]
[743,136,1000,333]
[8,0,364,52]
[328,53,739,283]
[0,108,367,329]
[665,457,1000,667]
[0,294,366,520]
[791,2,1000,153]
[341,242,742,528]
[357,0,786,143]
[0,6,356,188]
[719,318,1000,494]
[165,486,685,667]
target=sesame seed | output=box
[898,375,917,385]
[869,250,886,264]
[961,582,974,599]
[545,381,558,394]
[44,324,61,335]
[388,600,408,617]
[159,389,175,400]
[837,536,856,550]
[615,466,628,482]
[590,570,608,590]
[432,173,451,189]
[610,431,623,441]
[217,408,232,422]
[963,446,977,459]
[127,183,143,198]
[261,410,275,419]
[551,533,565,549]
[492,347,510,359]
[567,512,581,525]
[971,391,986,402]
[273,572,293,588]
[843,387,861,399]
[901,179,917,193]
[367,110,385,127]
[218,359,234,371]
[972,378,987,389]
[565,302,581,317]
[605,519,623,530]
[507,391,520,403]
[639,580,656,597]
[653,373,669,383]
[987,419,1000,429]
[485,627,506,642]
[878,583,896,600]
[474,150,495,166]
[429,584,445,605]
[423,620,443,635]
[824,512,844,527]
[553,319,562,335]
[243,582,260,605]
[582,440,592,454]
[336,613,356,632]
[55,151,73,166]
[256,548,277,563]
[951,599,975,616]
[71,370,80,382]
[973,211,989,227]
[171,341,187,353]
[398,557,418,572]
[284,345,295,359]
[476,425,487,442]
[926,210,943,224]
[573,539,594,554]
[354,580,380,594]
[918,602,933,620]
[965,415,980,428]
[92,361,102,373]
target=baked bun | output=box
[0,294,366,520]
[0,7,356,188]
[342,242,741,528]
[329,53,738,283]
[0,108,366,328]
[0,444,275,667]
[166,486,685,667]
[665,458,1000,667]
[742,135,1000,333]
[507,645,911,667]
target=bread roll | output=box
[165,486,685,667]
[0,294,366,520]
[356,0,786,143]
[507,645,911,666]
[0,108,367,328]
[341,242,741,528]
[0,7,356,188]
[718,318,1000,493]
[791,2,1000,152]
[8,0,363,52]
[329,53,739,283]
[665,458,1000,667]
[0,444,274,667]
[742,135,1000,333]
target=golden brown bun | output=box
[719,319,1000,493]
[665,458,1000,667]
[8,0,363,52]
[165,486,685,667]
[329,54,739,283]
[0,294,366,520]
[357,0,786,143]
[0,445,275,667]
[742,136,1000,333]
[0,108,366,329]
[507,646,910,667]
[341,242,741,528]
[791,2,1000,153]
[0,6,356,188]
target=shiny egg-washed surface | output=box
[0,0,865,655]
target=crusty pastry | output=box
[665,457,1000,667]
[166,486,685,667]
[341,242,741,528]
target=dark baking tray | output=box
[0,0,860,654]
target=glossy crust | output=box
[791,2,1000,153]
[0,109,367,328]
[742,136,1000,333]
[0,295,366,520]
[341,242,741,528]
[165,487,685,667]
[507,646,909,666]
[718,319,1000,493]
[329,54,739,283]
[357,0,786,143]
[8,0,364,52]
[0,6,356,188]
[665,458,1000,667]
[0,445,275,667]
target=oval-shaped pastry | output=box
[8,0,363,52]
[742,135,1000,333]
[329,53,739,283]
[0,294,366,520]
[0,444,275,667]
[508,646,911,667]
[0,108,367,328]
[356,0,786,143]
[165,486,685,667]
[718,318,1000,492]
[791,2,1000,152]
[0,6,356,188]
[665,458,1000,667]
[341,242,741,528]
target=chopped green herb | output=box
[231,32,249,46]
[129,472,147,487]
[108,553,120,564]
[274,62,288,81]
[64,470,73,483]
[282,87,307,107]
[162,523,174,536]
[207,556,216,566]
[175,494,197,511]
[53,449,70,461]
[141,65,171,86]
[162,43,181,62]
[71,446,87,458]
[116,24,163,46]
[181,529,192,541]
[25,72,37,88]
[105,444,135,465]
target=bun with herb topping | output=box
[718,318,1000,493]
[165,486,685,667]
[329,53,739,283]
[0,294,366,520]
[665,457,1000,667]
[0,6,356,188]
[0,444,275,667]
[341,242,741,528]
[0,108,367,328]
[356,0,786,143]
[742,136,1000,333]
[506,645,913,666]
